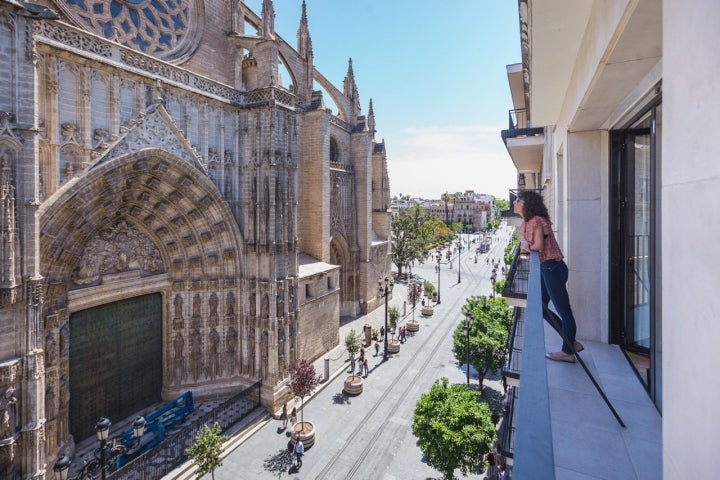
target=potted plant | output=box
[387,306,401,353]
[287,359,322,448]
[343,330,363,395]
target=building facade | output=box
[0,1,392,477]
[502,0,719,477]
[423,191,494,232]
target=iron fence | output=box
[110,380,262,479]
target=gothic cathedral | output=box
[0,1,392,477]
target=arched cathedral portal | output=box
[39,149,250,455]
[330,235,356,316]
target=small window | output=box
[329,137,339,163]
[327,277,332,291]
[305,284,311,299]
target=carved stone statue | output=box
[207,329,220,379]
[190,329,202,381]
[0,387,18,438]
[173,332,185,383]
[225,327,238,375]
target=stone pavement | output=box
[165,227,514,480]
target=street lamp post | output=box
[96,417,111,480]
[463,312,472,385]
[457,241,462,284]
[378,277,394,361]
[53,416,146,480]
[436,256,441,305]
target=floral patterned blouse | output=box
[522,216,564,263]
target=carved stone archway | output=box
[330,234,356,316]
[38,149,248,455]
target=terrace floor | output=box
[545,323,662,480]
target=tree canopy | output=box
[412,378,496,480]
[452,296,513,392]
[344,329,362,356]
[187,422,227,480]
[391,205,429,276]
[287,359,322,424]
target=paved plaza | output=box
[166,229,513,480]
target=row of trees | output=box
[412,296,513,480]
[391,198,511,277]
[390,206,457,277]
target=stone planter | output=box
[343,374,364,396]
[387,339,401,354]
[291,421,316,449]
[421,305,434,316]
[406,319,420,332]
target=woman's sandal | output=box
[546,351,576,363]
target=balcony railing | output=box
[501,108,544,142]
[502,245,529,300]
[510,252,555,479]
[502,306,524,384]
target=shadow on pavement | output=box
[332,392,351,405]
[262,445,295,476]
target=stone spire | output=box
[343,58,361,119]
[367,98,376,138]
[297,0,313,58]
[262,0,275,39]
[297,0,314,104]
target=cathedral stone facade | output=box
[0,1,392,477]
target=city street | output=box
[171,227,512,480]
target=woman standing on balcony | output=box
[515,190,583,363]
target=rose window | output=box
[56,0,203,61]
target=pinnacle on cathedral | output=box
[344,58,362,118]
[262,0,275,39]
[297,0,313,58]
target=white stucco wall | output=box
[662,1,720,478]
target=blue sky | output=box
[244,1,521,200]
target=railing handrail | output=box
[512,252,555,479]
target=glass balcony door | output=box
[610,102,662,409]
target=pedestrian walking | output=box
[349,353,356,374]
[363,358,369,376]
[281,402,288,429]
[374,341,379,356]
[294,439,304,468]
[380,326,385,339]
[289,407,297,427]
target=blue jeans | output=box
[540,260,577,354]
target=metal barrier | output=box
[110,380,262,479]
[512,252,555,480]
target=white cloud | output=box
[386,124,517,200]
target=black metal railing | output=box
[502,246,530,299]
[502,307,524,382]
[512,252,555,479]
[501,109,544,142]
[110,380,262,479]
[497,385,517,460]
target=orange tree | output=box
[452,296,512,393]
[412,378,496,479]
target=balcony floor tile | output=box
[543,324,662,479]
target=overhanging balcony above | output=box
[501,109,544,173]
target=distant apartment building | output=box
[422,191,495,232]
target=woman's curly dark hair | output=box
[518,190,549,222]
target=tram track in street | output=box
[314,250,488,480]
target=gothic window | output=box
[329,137,339,163]
[57,0,204,61]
